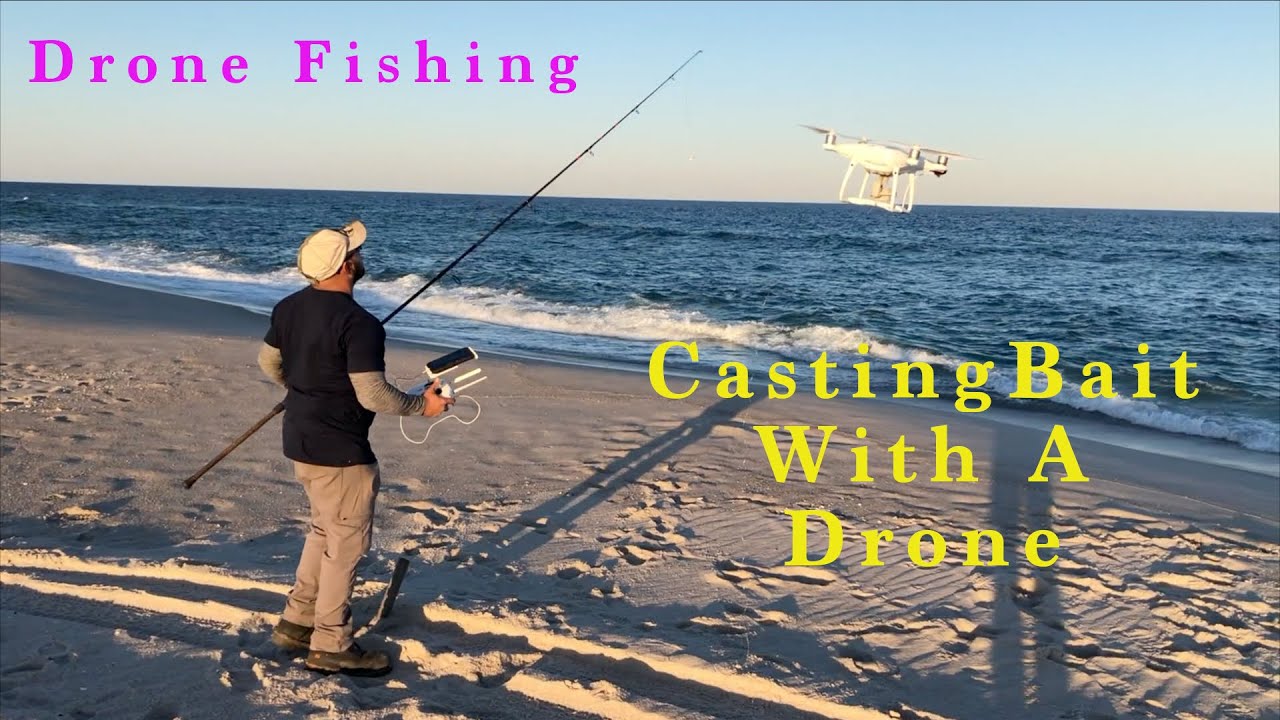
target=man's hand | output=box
[422,379,455,417]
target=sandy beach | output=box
[0,261,1276,720]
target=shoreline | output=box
[3,259,1275,527]
[4,257,1275,479]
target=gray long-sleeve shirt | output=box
[257,342,425,416]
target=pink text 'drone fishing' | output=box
[27,39,579,94]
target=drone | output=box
[802,125,974,213]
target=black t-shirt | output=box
[263,286,386,467]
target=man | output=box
[257,220,453,677]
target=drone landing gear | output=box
[839,164,916,213]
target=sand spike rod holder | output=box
[183,50,704,490]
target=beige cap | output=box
[297,220,367,282]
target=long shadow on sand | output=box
[984,425,1102,718]
[879,424,1122,720]
[435,393,765,574]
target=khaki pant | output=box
[281,461,380,653]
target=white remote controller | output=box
[405,349,485,399]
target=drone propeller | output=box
[800,124,834,135]
[914,146,978,160]
[799,124,874,143]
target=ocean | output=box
[2,182,1277,460]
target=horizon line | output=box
[3,178,1278,215]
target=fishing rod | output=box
[183,50,704,490]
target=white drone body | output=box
[803,125,973,213]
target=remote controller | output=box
[405,347,485,398]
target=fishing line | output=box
[183,49,704,490]
[684,75,696,161]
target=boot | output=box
[271,619,313,652]
[305,643,392,677]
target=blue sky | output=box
[2,1,1277,210]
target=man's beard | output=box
[351,258,366,284]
